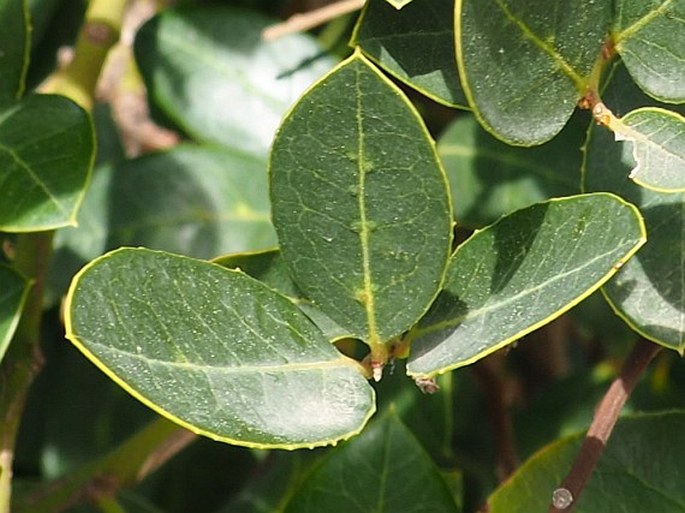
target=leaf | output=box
[613,0,685,103]
[583,63,685,352]
[613,107,685,192]
[134,5,336,156]
[385,0,415,9]
[270,51,453,352]
[0,0,29,99]
[455,0,611,145]
[352,0,467,107]
[65,248,375,449]
[0,94,94,232]
[437,112,584,228]
[213,249,351,341]
[488,411,685,513]
[0,264,31,363]
[283,413,461,513]
[406,193,646,377]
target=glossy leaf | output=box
[65,248,375,449]
[437,112,583,228]
[0,94,94,231]
[615,107,685,192]
[455,0,611,145]
[214,249,350,341]
[613,0,685,103]
[407,193,645,377]
[283,413,461,513]
[0,264,31,363]
[488,411,685,513]
[270,52,453,348]
[352,0,467,107]
[0,0,29,99]
[134,5,335,155]
[583,64,685,351]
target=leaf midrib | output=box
[491,0,584,89]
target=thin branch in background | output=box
[262,0,364,41]
[548,338,661,513]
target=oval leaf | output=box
[134,5,335,155]
[0,264,31,363]
[583,64,685,351]
[284,413,461,513]
[270,52,453,349]
[455,0,611,145]
[437,113,583,228]
[613,0,685,103]
[488,412,685,513]
[616,107,685,192]
[407,193,645,377]
[65,248,375,449]
[352,0,467,107]
[0,0,29,99]
[0,94,94,231]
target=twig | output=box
[262,0,364,41]
[548,338,660,512]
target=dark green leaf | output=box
[456,0,611,145]
[437,112,584,228]
[0,0,29,99]
[0,94,94,231]
[407,194,645,377]
[65,248,375,449]
[0,264,31,363]
[613,0,685,103]
[352,0,467,107]
[489,411,685,513]
[270,52,453,351]
[583,64,685,351]
[134,5,335,155]
[284,413,461,513]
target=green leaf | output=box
[0,94,94,232]
[134,5,335,156]
[455,0,611,145]
[437,112,583,228]
[352,0,467,107]
[0,0,29,99]
[213,249,351,341]
[488,411,685,513]
[613,0,685,103]
[583,64,685,351]
[614,107,685,192]
[406,193,646,377]
[283,413,461,513]
[65,248,375,449]
[270,52,453,353]
[0,264,31,363]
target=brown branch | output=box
[262,0,364,41]
[548,338,661,512]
